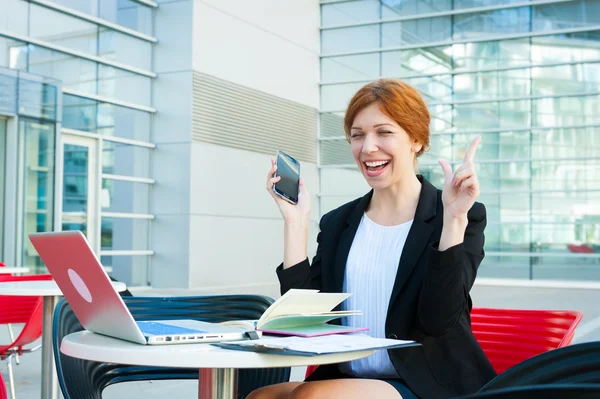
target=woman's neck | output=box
[367,174,422,225]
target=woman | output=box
[250,79,496,399]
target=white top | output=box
[61,330,375,369]
[0,267,30,274]
[340,213,413,378]
[0,280,127,296]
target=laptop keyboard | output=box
[137,321,207,336]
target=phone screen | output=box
[274,151,300,204]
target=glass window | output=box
[454,7,531,39]
[532,127,600,160]
[453,99,531,130]
[98,28,153,70]
[102,141,151,178]
[321,54,380,82]
[29,4,98,54]
[101,179,150,214]
[381,48,452,78]
[62,94,152,141]
[100,254,150,286]
[532,63,600,96]
[100,218,150,251]
[0,69,18,114]
[321,26,380,54]
[27,45,98,94]
[50,0,98,17]
[97,65,152,107]
[321,1,380,27]
[382,18,452,47]
[19,119,55,272]
[531,94,600,126]
[381,0,452,18]
[99,0,154,36]
[452,39,531,71]
[533,0,600,31]
[50,0,153,36]
[0,38,28,71]
[18,78,58,121]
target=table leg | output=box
[41,296,59,399]
[198,368,238,399]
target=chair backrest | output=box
[0,372,7,399]
[462,384,600,399]
[471,307,583,374]
[478,341,600,392]
[0,274,53,353]
[53,295,291,399]
[0,274,53,325]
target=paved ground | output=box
[1,283,599,398]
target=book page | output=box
[257,289,351,329]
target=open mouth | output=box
[363,160,390,177]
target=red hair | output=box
[343,79,430,157]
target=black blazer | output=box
[276,175,496,399]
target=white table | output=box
[0,280,127,399]
[0,267,30,274]
[61,331,375,399]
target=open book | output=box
[222,289,368,337]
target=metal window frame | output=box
[61,128,155,149]
[131,0,158,7]
[319,122,600,141]
[62,89,157,113]
[321,0,574,30]
[102,174,155,184]
[102,212,154,220]
[320,57,600,86]
[0,30,157,78]
[318,155,600,168]
[99,249,154,256]
[321,25,600,58]
[25,0,158,43]
[322,90,600,113]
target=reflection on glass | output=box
[101,179,150,214]
[62,94,151,141]
[320,0,600,280]
[100,254,150,287]
[61,144,89,236]
[20,119,55,272]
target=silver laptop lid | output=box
[29,231,147,344]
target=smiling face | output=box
[350,102,423,190]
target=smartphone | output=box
[273,150,301,205]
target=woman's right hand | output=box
[266,157,311,225]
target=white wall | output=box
[188,143,319,292]
[192,0,320,109]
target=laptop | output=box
[29,230,252,345]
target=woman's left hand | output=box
[438,136,481,220]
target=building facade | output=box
[319,0,600,281]
[0,0,320,292]
[0,0,598,289]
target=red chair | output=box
[305,307,582,379]
[0,372,7,399]
[0,274,53,399]
[471,307,582,374]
